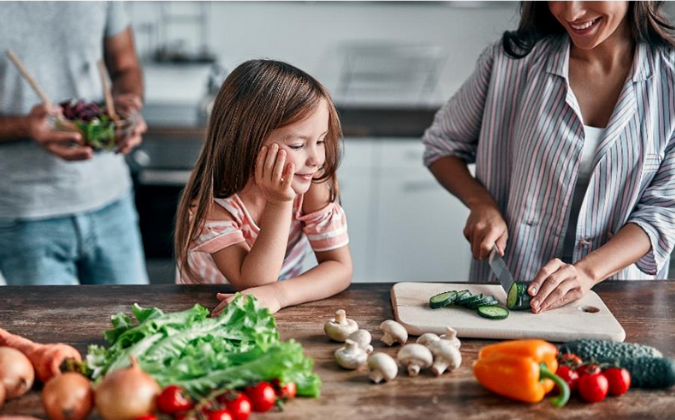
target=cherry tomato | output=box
[578,372,609,403]
[208,409,233,420]
[603,367,631,396]
[245,382,277,413]
[558,353,583,368]
[157,385,194,414]
[556,365,580,393]
[576,363,601,377]
[135,415,157,420]
[271,379,297,399]
[224,393,252,420]
[174,413,188,420]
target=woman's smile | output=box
[294,172,315,182]
[568,17,602,35]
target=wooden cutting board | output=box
[391,282,625,342]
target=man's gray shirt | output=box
[0,2,133,219]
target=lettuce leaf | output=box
[85,294,321,397]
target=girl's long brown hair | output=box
[174,59,343,283]
[502,1,675,59]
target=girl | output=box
[175,60,352,315]
[423,2,675,313]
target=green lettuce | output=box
[85,294,321,397]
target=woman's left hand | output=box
[212,284,283,317]
[527,258,595,313]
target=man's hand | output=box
[212,284,283,317]
[255,143,296,205]
[26,103,92,161]
[464,203,509,260]
[114,93,146,154]
[528,259,595,313]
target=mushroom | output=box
[416,333,440,347]
[348,329,373,354]
[380,320,408,346]
[324,309,359,342]
[397,343,433,376]
[439,326,461,349]
[428,339,462,376]
[335,339,367,370]
[368,353,398,384]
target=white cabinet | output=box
[334,138,472,283]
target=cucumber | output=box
[507,282,532,310]
[454,291,474,305]
[460,294,484,308]
[477,305,509,320]
[429,291,457,309]
[467,295,497,309]
[597,357,675,389]
[559,339,663,360]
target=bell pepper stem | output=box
[539,363,570,407]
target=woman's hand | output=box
[527,259,595,313]
[255,143,296,205]
[211,284,283,317]
[464,203,509,259]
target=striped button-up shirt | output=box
[423,35,675,282]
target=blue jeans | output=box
[0,192,149,285]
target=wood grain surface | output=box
[0,281,674,420]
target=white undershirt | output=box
[562,125,605,262]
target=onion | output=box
[0,346,35,398]
[42,372,93,420]
[94,357,160,420]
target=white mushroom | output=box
[397,343,433,376]
[368,353,398,384]
[324,309,359,342]
[335,339,367,370]
[380,320,408,346]
[348,329,373,354]
[428,339,462,376]
[439,327,461,349]
[416,333,440,347]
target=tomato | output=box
[576,363,601,377]
[244,382,277,413]
[556,365,580,393]
[157,385,194,414]
[577,372,609,403]
[135,415,157,420]
[603,367,631,396]
[225,393,252,420]
[271,379,297,399]
[558,353,583,368]
[208,409,233,420]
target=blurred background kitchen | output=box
[115,1,675,284]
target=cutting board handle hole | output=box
[580,305,600,313]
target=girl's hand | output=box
[255,143,296,205]
[464,204,508,260]
[527,259,595,313]
[211,285,283,316]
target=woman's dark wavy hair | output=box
[502,1,675,59]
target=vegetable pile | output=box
[84,294,321,398]
[58,99,116,150]
[429,289,510,320]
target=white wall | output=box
[129,1,519,104]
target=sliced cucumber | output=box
[429,290,458,309]
[477,305,510,320]
[507,282,532,310]
[468,295,499,309]
[460,293,484,308]
[454,291,474,305]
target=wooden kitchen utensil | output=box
[391,282,626,342]
[97,60,119,121]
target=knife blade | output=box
[488,244,514,294]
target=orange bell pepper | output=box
[473,339,570,407]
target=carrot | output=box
[0,328,82,383]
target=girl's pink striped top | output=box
[177,194,349,284]
[423,35,675,282]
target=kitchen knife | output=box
[488,244,514,294]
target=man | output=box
[0,2,149,285]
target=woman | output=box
[423,2,675,313]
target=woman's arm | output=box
[528,223,651,313]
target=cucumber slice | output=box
[468,295,499,309]
[460,294,483,308]
[429,290,458,309]
[477,305,510,320]
[507,282,532,310]
[454,291,473,305]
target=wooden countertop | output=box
[1,282,674,419]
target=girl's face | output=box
[548,1,630,50]
[265,100,329,195]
